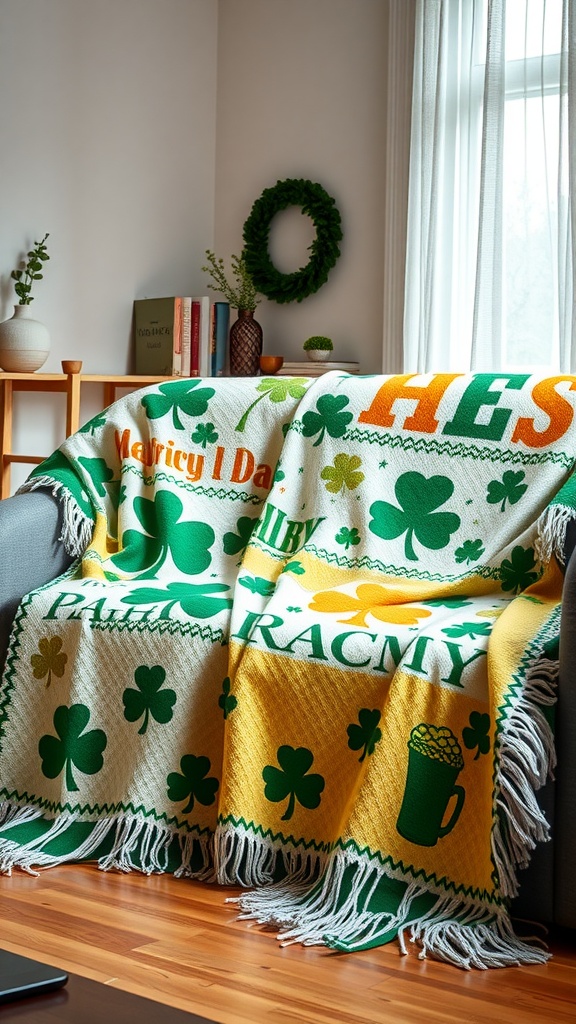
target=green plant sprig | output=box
[11,233,50,305]
[303,335,333,352]
[202,250,260,312]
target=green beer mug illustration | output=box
[396,723,465,847]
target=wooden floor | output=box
[0,864,574,1024]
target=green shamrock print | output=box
[110,490,214,578]
[462,711,491,759]
[281,561,305,575]
[78,457,117,499]
[321,454,364,495]
[301,394,353,447]
[218,677,237,719]
[223,515,258,557]
[347,709,382,762]
[79,412,107,435]
[486,470,528,512]
[262,745,325,821]
[122,581,233,619]
[28,451,94,518]
[122,665,177,734]
[454,539,485,564]
[499,545,539,594]
[441,621,492,639]
[424,598,473,608]
[235,378,309,432]
[191,421,219,448]
[335,526,361,550]
[238,576,276,597]
[369,472,460,562]
[274,464,286,483]
[39,704,107,792]
[167,754,219,814]
[142,379,215,431]
[31,636,67,688]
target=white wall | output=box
[214,0,388,370]
[0,0,218,490]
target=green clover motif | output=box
[454,539,485,564]
[78,457,117,499]
[79,412,107,435]
[274,465,286,482]
[122,581,233,619]
[424,598,473,608]
[347,709,382,762]
[499,545,539,594]
[301,394,353,447]
[191,421,219,448]
[335,526,361,550]
[31,636,67,688]
[167,754,219,814]
[238,576,276,596]
[39,704,107,792]
[235,378,309,432]
[123,665,177,734]
[486,470,528,512]
[223,515,258,557]
[281,561,305,575]
[218,677,237,719]
[369,472,460,562]
[441,621,492,639]
[28,451,94,517]
[462,711,491,760]
[321,454,364,495]
[141,380,215,431]
[262,745,325,821]
[110,489,215,578]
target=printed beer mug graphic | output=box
[396,724,465,847]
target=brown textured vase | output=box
[229,309,263,376]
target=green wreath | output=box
[242,178,342,304]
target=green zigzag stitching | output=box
[303,545,503,582]
[120,464,264,505]
[90,618,227,643]
[218,814,503,906]
[340,429,574,466]
[0,791,214,837]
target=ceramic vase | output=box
[229,309,263,376]
[306,349,332,362]
[0,305,50,372]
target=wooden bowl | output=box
[259,355,284,374]
[61,360,83,374]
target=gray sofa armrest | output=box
[0,490,75,672]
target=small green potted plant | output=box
[303,335,333,362]
[0,233,51,372]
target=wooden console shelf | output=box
[0,372,174,499]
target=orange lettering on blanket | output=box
[358,373,461,432]
[231,448,254,483]
[511,376,576,448]
[114,430,270,489]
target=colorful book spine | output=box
[178,297,192,376]
[195,296,211,378]
[190,300,201,376]
[171,297,183,375]
[211,302,229,376]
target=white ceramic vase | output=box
[306,349,332,362]
[0,305,51,372]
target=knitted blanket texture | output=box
[1,371,574,969]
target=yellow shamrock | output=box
[309,584,433,628]
[31,636,68,688]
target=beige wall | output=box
[0,0,218,489]
[214,0,389,370]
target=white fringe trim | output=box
[17,476,93,557]
[536,504,575,565]
[230,843,549,969]
[0,803,210,879]
[491,655,557,899]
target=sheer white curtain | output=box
[404,0,576,373]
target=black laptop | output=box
[0,949,68,1003]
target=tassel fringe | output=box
[17,477,93,557]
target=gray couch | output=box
[0,489,574,929]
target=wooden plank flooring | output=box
[0,864,574,1023]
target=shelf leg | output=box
[1,380,13,499]
[65,373,82,437]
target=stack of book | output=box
[277,360,360,377]
[134,297,230,377]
